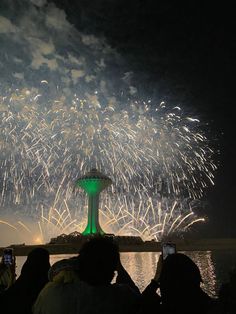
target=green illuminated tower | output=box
[76,168,112,235]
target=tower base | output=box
[82,222,105,236]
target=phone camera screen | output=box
[162,244,176,260]
[3,249,13,265]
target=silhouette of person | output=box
[0,251,16,293]
[0,248,50,314]
[142,253,214,314]
[48,257,80,283]
[33,237,140,314]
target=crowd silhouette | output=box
[0,237,235,314]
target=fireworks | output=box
[0,87,216,242]
[0,1,217,243]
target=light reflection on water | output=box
[182,251,217,297]
[120,251,217,297]
[15,251,231,297]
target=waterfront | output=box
[2,238,236,256]
[15,250,236,297]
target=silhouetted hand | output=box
[153,254,163,282]
[116,255,125,273]
[116,256,140,294]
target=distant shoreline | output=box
[1,238,236,256]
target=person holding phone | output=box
[0,248,50,314]
[0,248,16,293]
[33,237,140,314]
[140,245,214,314]
[162,243,176,261]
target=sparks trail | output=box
[0,88,216,239]
[0,197,203,242]
[0,0,217,242]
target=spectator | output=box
[48,257,80,283]
[0,253,16,293]
[142,253,214,314]
[0,248,50,314]
[33,237,140,314]
[33,257,80,314]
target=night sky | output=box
[0,0,234,240]
[50,0,235,237]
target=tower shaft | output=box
[82,193,104,235]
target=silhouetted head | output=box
[77,237,119,286]
[21,248,50,284]
[160,253,202,293]
[48,257,79,283]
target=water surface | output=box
[15,250,236,297]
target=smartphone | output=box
[3,248,14,265]
[162,243,176,260]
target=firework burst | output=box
[0,87,216,241]
[0,1,217,243]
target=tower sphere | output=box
[76,168,112,195]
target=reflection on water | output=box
[184,251,217,297]
[15,250,234,297]
[119,252,159,293]
[120,251,217,296]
